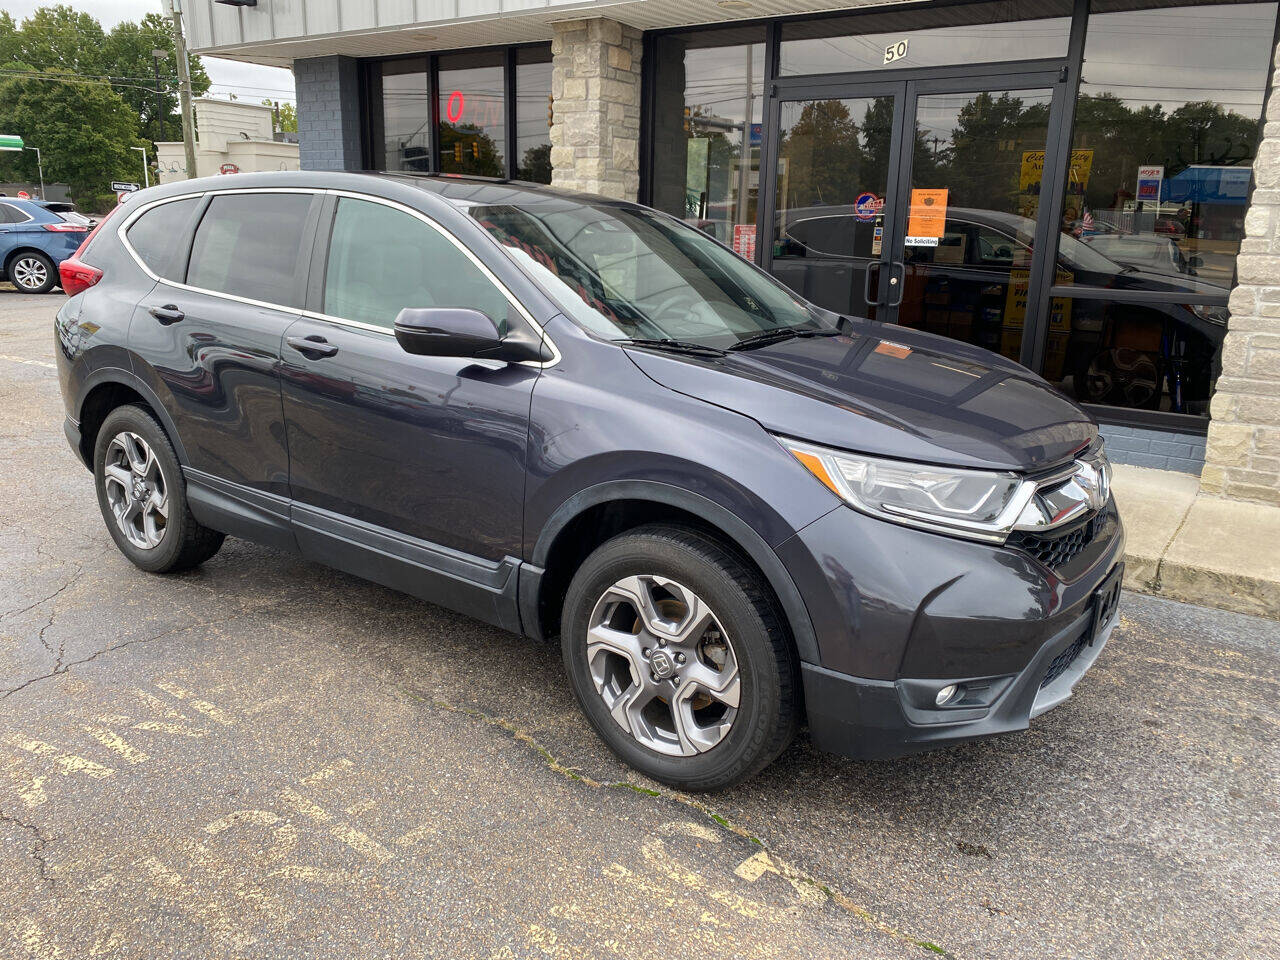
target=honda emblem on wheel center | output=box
[650,649,676,678]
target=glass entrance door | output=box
[766,71,1067,366]
[767,83,908,320]
[888,81,1057,364]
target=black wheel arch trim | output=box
[75,366,191,468]
[524,479,820,664]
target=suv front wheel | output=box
[561,525,798,791]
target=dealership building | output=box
[186,0,1280,503]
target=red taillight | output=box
[44,222,89,232]
[59,258,103,297]
[60,204,122,296]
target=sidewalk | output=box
[1112,464,1280,619]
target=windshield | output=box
[470,201,827,346]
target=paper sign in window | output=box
[905,188,948,247]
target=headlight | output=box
[779,437,1033,542]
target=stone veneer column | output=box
[294,55,363,172]
[550,18,643,200]
[1202,42,1280,504]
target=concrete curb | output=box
[1112,465,1280,619]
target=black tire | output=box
[561,524,798,791]
[7,251,57,294]
[93,404,225,573]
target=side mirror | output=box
[393,307,548,362]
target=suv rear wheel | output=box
[93,405,225,573]
[9,251,56,294]
[561,524,798,791]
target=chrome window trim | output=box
[115,185,561,368]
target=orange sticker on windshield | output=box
[874,341,912,359]
[906,188,948,246]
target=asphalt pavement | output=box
[1,288,1277,959]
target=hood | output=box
[624,319,1096,473]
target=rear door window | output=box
[187,192,313,307]
[321,197,512,331]
[125,197,201,281]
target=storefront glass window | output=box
[1045,0,1277,416]
[373,57,430,172]
[438,51,506,177]
[650,29,765,256]
[515,48,553,183]
[779,0,1072,76]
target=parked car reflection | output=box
[771,206,1230,413]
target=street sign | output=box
[16,190,29,199]
[0,134,23,152]
[111,181,140,193]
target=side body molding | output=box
[521,479,821,664]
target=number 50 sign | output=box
[883,38,909,64]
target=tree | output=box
[264,100,297,133]
[104,13,211,144]
[0,67,147,203]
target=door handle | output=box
[148,303,184,325]
[887,261,906,308]
[863,260,886,307]
[287,334,338,359]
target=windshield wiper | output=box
[617,338,726,357]
[727,328,839,352]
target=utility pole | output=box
[167,1,198,179]
[151,48,168,144]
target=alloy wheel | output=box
[586,575,740,757]
[102,431,169,550]
[12,256,48,291]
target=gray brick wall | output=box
[295,56,362,172]
[1099,424,1206,474]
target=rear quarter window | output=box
[125,197,202,281]
[187,193,313,307]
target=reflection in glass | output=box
[1056,1,1275,292]
[898,90,1053,362]
[438,53,506,177]
[374,58,430,171]
[650,31,764,252]
[779,0,1071,75]
[515,49,553,183]
[771,96,896,317]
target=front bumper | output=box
[779,497,1125,760]
[802,593,1119,760]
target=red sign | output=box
[16,190,29,199]
[219,162,240,175]
[446,90,465,123]
[732,224,757,261]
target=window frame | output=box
[359,41,552,181]
[117,189,321,314]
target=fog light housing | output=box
[935,684,961,706]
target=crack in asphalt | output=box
[0,563,84,624]
[401,689,952,959]
[0,809,54,887]
[0,614,251,701]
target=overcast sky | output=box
[5,0,297,103]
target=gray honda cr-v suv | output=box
[55,172,1123,790]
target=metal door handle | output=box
[148,303,184,325]
[887,261,906,308]
[287,335,338,359]
[863,261,886,307]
